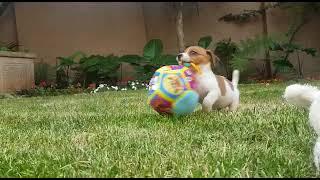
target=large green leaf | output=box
[153,54,177,65]
[119,55,146,65]
[80,56,100,70]
[143,39,163,60]
[198,36,212,49]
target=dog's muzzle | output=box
[176,53,190,63]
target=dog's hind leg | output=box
[228,99,239,111]
[228,92,240,111]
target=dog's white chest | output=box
[195,72,218,98]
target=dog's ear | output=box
[206,50,216,70]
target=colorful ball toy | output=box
[147,65,199,116]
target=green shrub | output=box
[78,54,121,86]
[119,39,177,82]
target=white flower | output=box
[111,86,118,91]
[131,82,135,86]
[99,84,104,88]
[121,88,127,91]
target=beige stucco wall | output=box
[142,2,263,53]
[1,2,319,81]
[141,2,178,54]
[14,2,148,65]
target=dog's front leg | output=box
[202,91,219,112]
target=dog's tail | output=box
[231,70,240,89]
[283,84,319,108]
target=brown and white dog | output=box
[176,46,240,112]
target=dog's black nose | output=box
[177,53,183,59]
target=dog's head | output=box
[176,46,216,70]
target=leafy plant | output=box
[230,35,275,72]
[198,36,213,49]
[218,3,280,23]
[78,54,121,86]
[229,34,318,78]
[56,51,86,88]
[218,2,320,79]
[143,39,164,60]
[270,41,317,77]
[119,39,177,82]
[214,38,239,79]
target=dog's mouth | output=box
[179,61,202,74]
[178,59,193,67]
[176,54,201,73]
[181,61,192,66]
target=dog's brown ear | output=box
[206,50,216,69]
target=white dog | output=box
[283,84,320,171]
[177,46,240,112]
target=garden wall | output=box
[0,51,36,93]
[14,2,148,65]
[0,2,319,81]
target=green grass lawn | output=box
[0,81,320,177]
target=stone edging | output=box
[0,51,37,59]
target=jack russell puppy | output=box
[176,46,240,112]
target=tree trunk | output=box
[260,2,272,79]
[176,2,185,53]
[297,51,304,78]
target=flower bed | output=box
[12,80,149,97]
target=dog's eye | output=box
[190,51,198,55]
